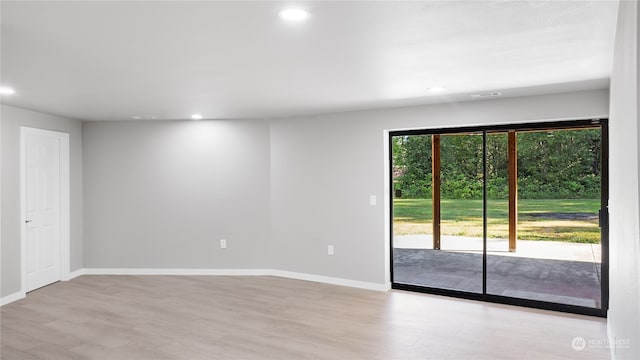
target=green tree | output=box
[393,135,432,198]
[392,128,601,200]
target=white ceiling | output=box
[0,1,618,121]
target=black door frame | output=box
[389,119,609,317]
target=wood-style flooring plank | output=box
[1,275,610,359]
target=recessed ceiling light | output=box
[427,87,445,93]
[279,8,309,21]
[0,86,16,95]
[470,92,503,98]
[191,114,203,120]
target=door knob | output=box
[25,220,32,223]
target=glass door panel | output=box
[391,134,434,287]
[391,132,483,293]
[486,128,603,309]
[437,133,484,293]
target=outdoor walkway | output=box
[394,234,601,262]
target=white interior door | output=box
[23,130,62,291]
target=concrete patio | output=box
[393,235,602,308]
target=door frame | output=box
[20,127,71,293]
[388,119,609,317]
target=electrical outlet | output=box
[370,195,377,206]
[328,245,334,255]
[220,239,227,249]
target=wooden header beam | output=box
[432,135,441,250]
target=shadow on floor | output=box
[393,248,602,308]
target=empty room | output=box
[1,1,639,359]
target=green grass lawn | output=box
[393,198,601,243]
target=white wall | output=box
[1,105,83,297]
[269,89,609,284]
[608,0,640,359]
[82,120,271,269]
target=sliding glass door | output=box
[390,120,608,316]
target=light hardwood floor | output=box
[1,275,609,359]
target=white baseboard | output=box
[2,269,85,307]
[270,270,391,292]
[67,268,85,280]
[607,309,616,360]
[80,268,389,292]
[1,291,26,306]
[82,268,273,276]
